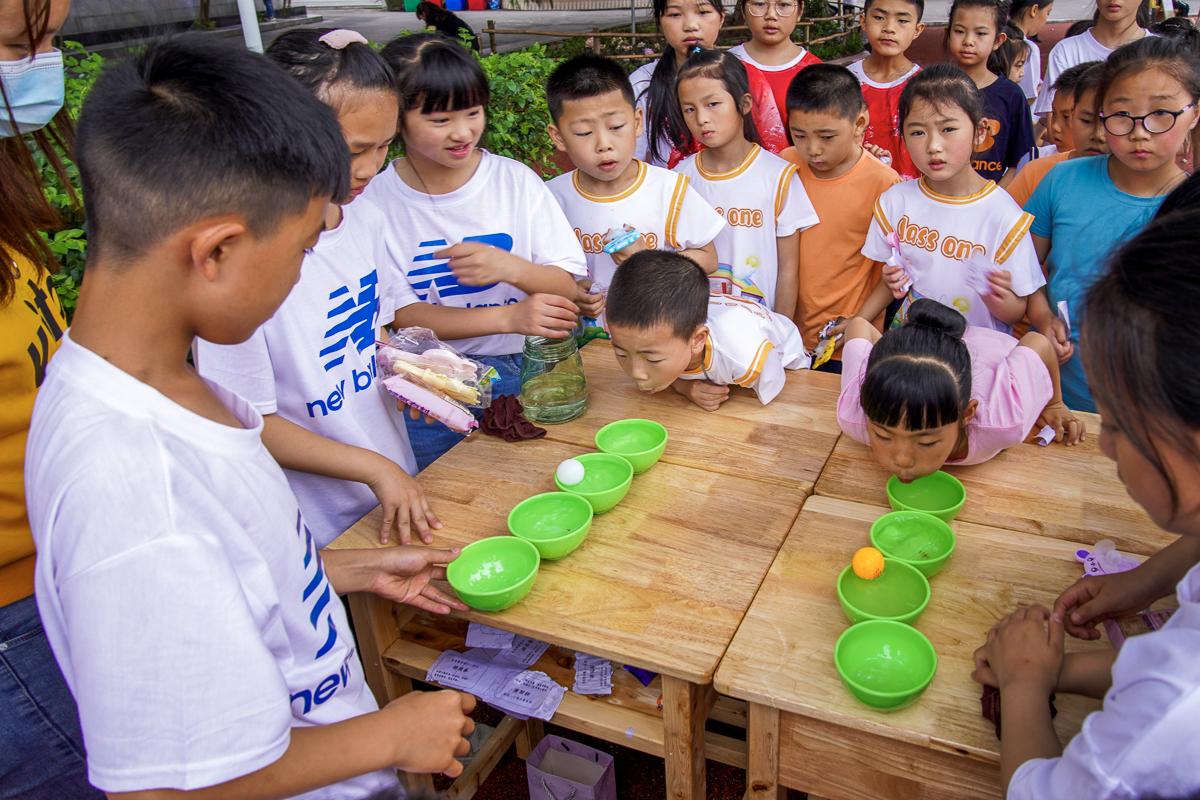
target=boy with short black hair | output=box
[848,0,926,179]
[26,37,473,798]
[545,53,724,322]
[605,250,809,410]
[781,65,900,369]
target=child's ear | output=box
[547,122,568,153]
[974,120,988,149]
[855,108,870,140]
[739,92,754,117]
[991,31,1007,52]
[689,324,709,355]
[189,219,250,283]
[634,105,645,139]
[914,21,926,38]
[961,399,979,427]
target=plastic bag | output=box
[377,327,497,433]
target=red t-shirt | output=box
[730,44,822,153]
[847,60,920,180]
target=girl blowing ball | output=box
[974,201,1200,800]
[673,49,819,316]
[837,298,1081,481]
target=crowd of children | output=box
[4,0,1200,795]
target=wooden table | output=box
[543,342,844,492]
[331,348,843,800]
[714,495,1114,799]
[813,411,1176,556]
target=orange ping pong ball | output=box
[852,547,885,580]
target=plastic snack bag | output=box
[377,328,498,433]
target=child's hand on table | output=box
[1035,400,1086,446]
[506,293,579,338]
[673,379,730,412]
[1053,568,1167,640]
[981,605,1065,695]
[383,690,477,777]
[437,241,522,286]
[882,262,910,299]
[367,457,443,545]
[576,278,606,318]
[366,544,468,614]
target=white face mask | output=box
[0,49,65,137]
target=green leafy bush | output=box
[478,44,559,176]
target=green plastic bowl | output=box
[553,452,633,514]
[834,620,938,711]
[594,419,668,473]
[446,536,540,612]
[837,558,931,625]
[870,511,957,578]
[886,470,966,522]
[507,492,594,560]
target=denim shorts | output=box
[0,594,103,798]
[405,353,524,472]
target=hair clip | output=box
[318,29,369,49]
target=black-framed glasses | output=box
[745,0,798,16]
[1099,104,1196,136]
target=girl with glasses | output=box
[728,0,822,152]
[1025,36,1200,413]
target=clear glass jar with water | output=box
[519,336,588,424]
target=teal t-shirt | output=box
[1025,156,1164,412]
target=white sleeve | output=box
[862,195,894,263]
[57,532,293,791]
[669,178,727,250]
[1032,43,1066,116]
[526,172,588,278]
[745,342,786,404]
[995,212,1045,297]
[193,330,278,415]
[775,165,820,237]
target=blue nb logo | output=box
[409,233,515,302]
[319,270,379,372]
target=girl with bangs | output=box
[366,34,587,469]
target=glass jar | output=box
[519,336,588,424]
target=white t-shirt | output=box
[630,60,675,168]
[675,145,819,309]
[545,160,726,292]
[863,178,1045,331]
[26,335,394,798]
[1018,35,1043,101]
[1016,143,1059,173]
[727,42,814,73]
[194,197,415,548]
[1009,560,1200,800]
[364,151,587,357]
[1033,30,1120,115]
[679,294,810,404]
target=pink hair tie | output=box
[318,29,369,49]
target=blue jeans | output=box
[262,0,276,17]
[0,595,103,799]
[406,353,524,472]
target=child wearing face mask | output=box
[837,298,1081,483]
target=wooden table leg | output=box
[744,703,784,800]
[516,718,545,759]
[662,676,707,800]
[347,593,414,705]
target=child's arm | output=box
[981,270,1028,326]
[679,241,718,275]
[1055,651,1118,699]
[844,314,884,345]
[1026,288,1073,363]
[1017,331,1085,445]
[261,415,440,545]
[109,691,477,800]
[391,294,580,341]
[774,231,800,319]
[672,378,730,412]
[434,242,579,299]
[852,280,896,330]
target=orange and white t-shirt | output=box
[863,178,1045,331]
[679,294,810,404]
[1006,150,1073,209]
[674,145,819,310]
[847,59,921,181]
[545,160,726,291]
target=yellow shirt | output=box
[1,250,65,605]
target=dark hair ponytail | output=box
[1084,206,1200,513]
[675,48,760,151]
[266,29,395,106]
[861,299,973,431]
[643,0,725,164]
